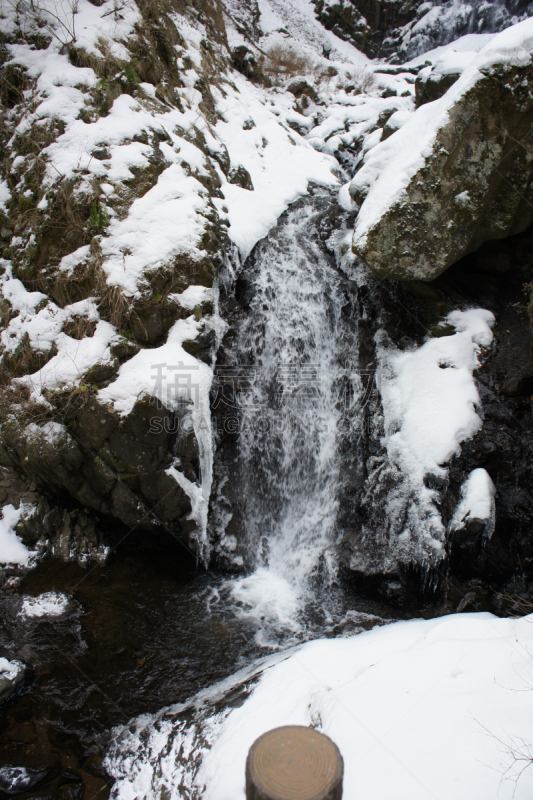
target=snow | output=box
[0,657,25,682]
[0,181,11,212]
[256,0,370,64]
[105,613,533,800]
[58,245,91,275]
[451,468,496,534]
[213,74,339,258]
[352,18,533,247]
[19,591,70,617]
[376,308,495,553]
[101,163,209,295]
[2,277,46,314]
[380,308,494,478]
[0,504,32,565]
[169,285,213,310]
[404,32,498,67]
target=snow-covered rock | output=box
[450,468,496,538]
[351,19,533,280]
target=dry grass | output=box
[62,315,97,339]
[259,43,317,85]
[0,334,57,384]
[50,248,131,331]
[346,66,376,94]
[0,383,56,425]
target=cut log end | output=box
[246,725,344,800]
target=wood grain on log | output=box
[245,725,343,800]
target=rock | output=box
[57,786,83,800]
[91,148,110,161]
[231,46,262,82]
[139,470,191,521]
[130,303,164,344]
[0,765,49,796]
[83,359,119,385]
[7,422,85,496]
[312,0,372,54]
[227,165,254,191]
[287,79,318,100]
[415,66,461,106]
[351,23,533,281]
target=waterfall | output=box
[211,196,362,638]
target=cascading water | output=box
[211,195,364,639]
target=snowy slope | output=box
[105,612,533,800]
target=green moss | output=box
[89,200,109,229]
[123,63,139,85]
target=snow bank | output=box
[213,74,339,259]
[352,18,533,248]
[375,308,494,554]
[106,613,533,800]
[380,308,494,477]
[0,268,117,400]
[379,307,494,484]
[19,592,70,618]
[0,504,32,565]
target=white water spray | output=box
[216,199,361,638]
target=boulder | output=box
[351,20,533,281]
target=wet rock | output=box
[329,610,387,636]
[8,721,38,744]
[0,765,49,796]
[57,785,83,800]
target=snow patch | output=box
[20,591,70,618]
[380,308,494,478]
[0,505,32,565]
[376,307,495,553]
